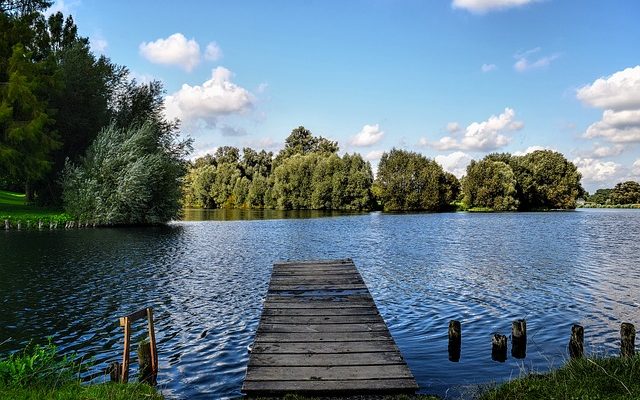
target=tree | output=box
[588,188,613,205]
[62,122,189,224]
[376,149,450,211]
[273,153,319,209]
[463,159,519,211]
[610,181,640,205]
[274,126,338,166]
[0,43,59,200]
[517,150,584,210]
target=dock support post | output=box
[448,320,461,362]
[511,319,527,359]
[491,333,507,362]
[621,323,635,357]
[569,324,584,359]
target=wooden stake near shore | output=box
[492,333,507,362]
[621,322,635,357]
[115,307,158,384]
[448,320,461,362]
[569,324,584,359]
[511,319,527,359]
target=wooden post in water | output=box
[16,220,21,230]
[511,319,527,359]
[4,219,9,230]
[448,320,461,362]
[121,317,131,383]
[491,333,507,362]
[38,220,43,230]
[569,324,584,359]
[137,340,156,384]
[621,322,636,357]
[108,361,122,382]
[118,307,158,384]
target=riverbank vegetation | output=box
[0,340,162,399]
[582,181,640,208]
[1,0,190,225]
[183,127,584,213]
[479,355,640,400]
[0,189,70,225]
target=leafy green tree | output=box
[588,188,613,205]
[341,153,373,210]
[0,43,59,200]
[463,159,519,211]
[211,162,241,207]
[183,163,216,208]
[62,122,189,224]
[376,149,449,211]
[274,126,338,166]
[311,153,342,209]
[273,153,319,209]
[517,150,584,209]
[610,181,640,205]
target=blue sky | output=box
[51,0,640,191]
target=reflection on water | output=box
[1,209,639,399]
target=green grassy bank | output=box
[0,189,71,227]
[0,382,163,400]
[479,355,640,400]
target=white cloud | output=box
[219,125,247,137]
[45,0,80,16]
[164,67,254,128]
[447,122,461,133]
[481,63,497,73]
[452,0,538,13]
[242,137,283,151]
[579,144,625,159]
[205,42,222,61]
[350,124,385,147]
[577,66,640,111]
[435,151,473,178]
[584,108,640,143]
[139,33,200,72]
[191,145,218,161]
[423,108,524,151]
[633,159,640,176]
[365,150,384,161]
[514,48,560,72]
[513,145,552,156]
[129,70,156,85]
[90,36,108,54]
[573,157,622,183]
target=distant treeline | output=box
[184,127,586,212]
[586,181,640,206]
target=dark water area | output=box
[1,209,639,399]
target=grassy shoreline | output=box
[0,190,71,227]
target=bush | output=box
[62,122,190,224]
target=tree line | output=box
[1,1,189,224]
[587,181,640,205]
[184,127,586,212]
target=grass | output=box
[479,355,640,400]
[0,382,164,400]
[578,202,640,209]
[246,395,439,400]
[0,340,163,399]
[0,189,71,226]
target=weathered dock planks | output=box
[242,259,418,395]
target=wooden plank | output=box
[260,315,383,324]
[243,259,417,395]
[262,307,379,316]
[250,340,401,354]
[118,308,148,326]
[274,259,352,266]
[258,323,389,333]
[254,331,391,343]
[243,378,418,393]
[245,364,414,381]
[248,352,406,367]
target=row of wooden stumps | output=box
[448,319,636,362]
[4,219,99,230]
[109,307,158,384]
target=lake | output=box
[1,209,639,399]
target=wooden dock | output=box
[242,259,418,395]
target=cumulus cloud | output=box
[205,42,222,61]
[513,145,552,156]
[164,67,254,128]
[452,0,538,13]
[579,144,625,159]
[577,66,640,111]
[435,151,473,178]
[90,36,108,54]
[139,33,201,72]
[219,125,247,137]
[573,157,622,183]
[350,124,385,147]
[447,122,461,133]
[633,159,640,176]
[423,108,524,151]
[365,150,385,161]
[578,66,640,144]
[513,48,560,72]
[481,63,497,73]
[242,137,283,151]
[45,0,80,16]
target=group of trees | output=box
[183,127,374,210]
[1,1,189,223]
[588,181,640,205]
[462,151,585,211]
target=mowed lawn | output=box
[0,189,70,223]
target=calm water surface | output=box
[1,209,639,399]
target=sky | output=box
[50,0,640,192]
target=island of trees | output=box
[584,181,640,208]
[183,126,586,213]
